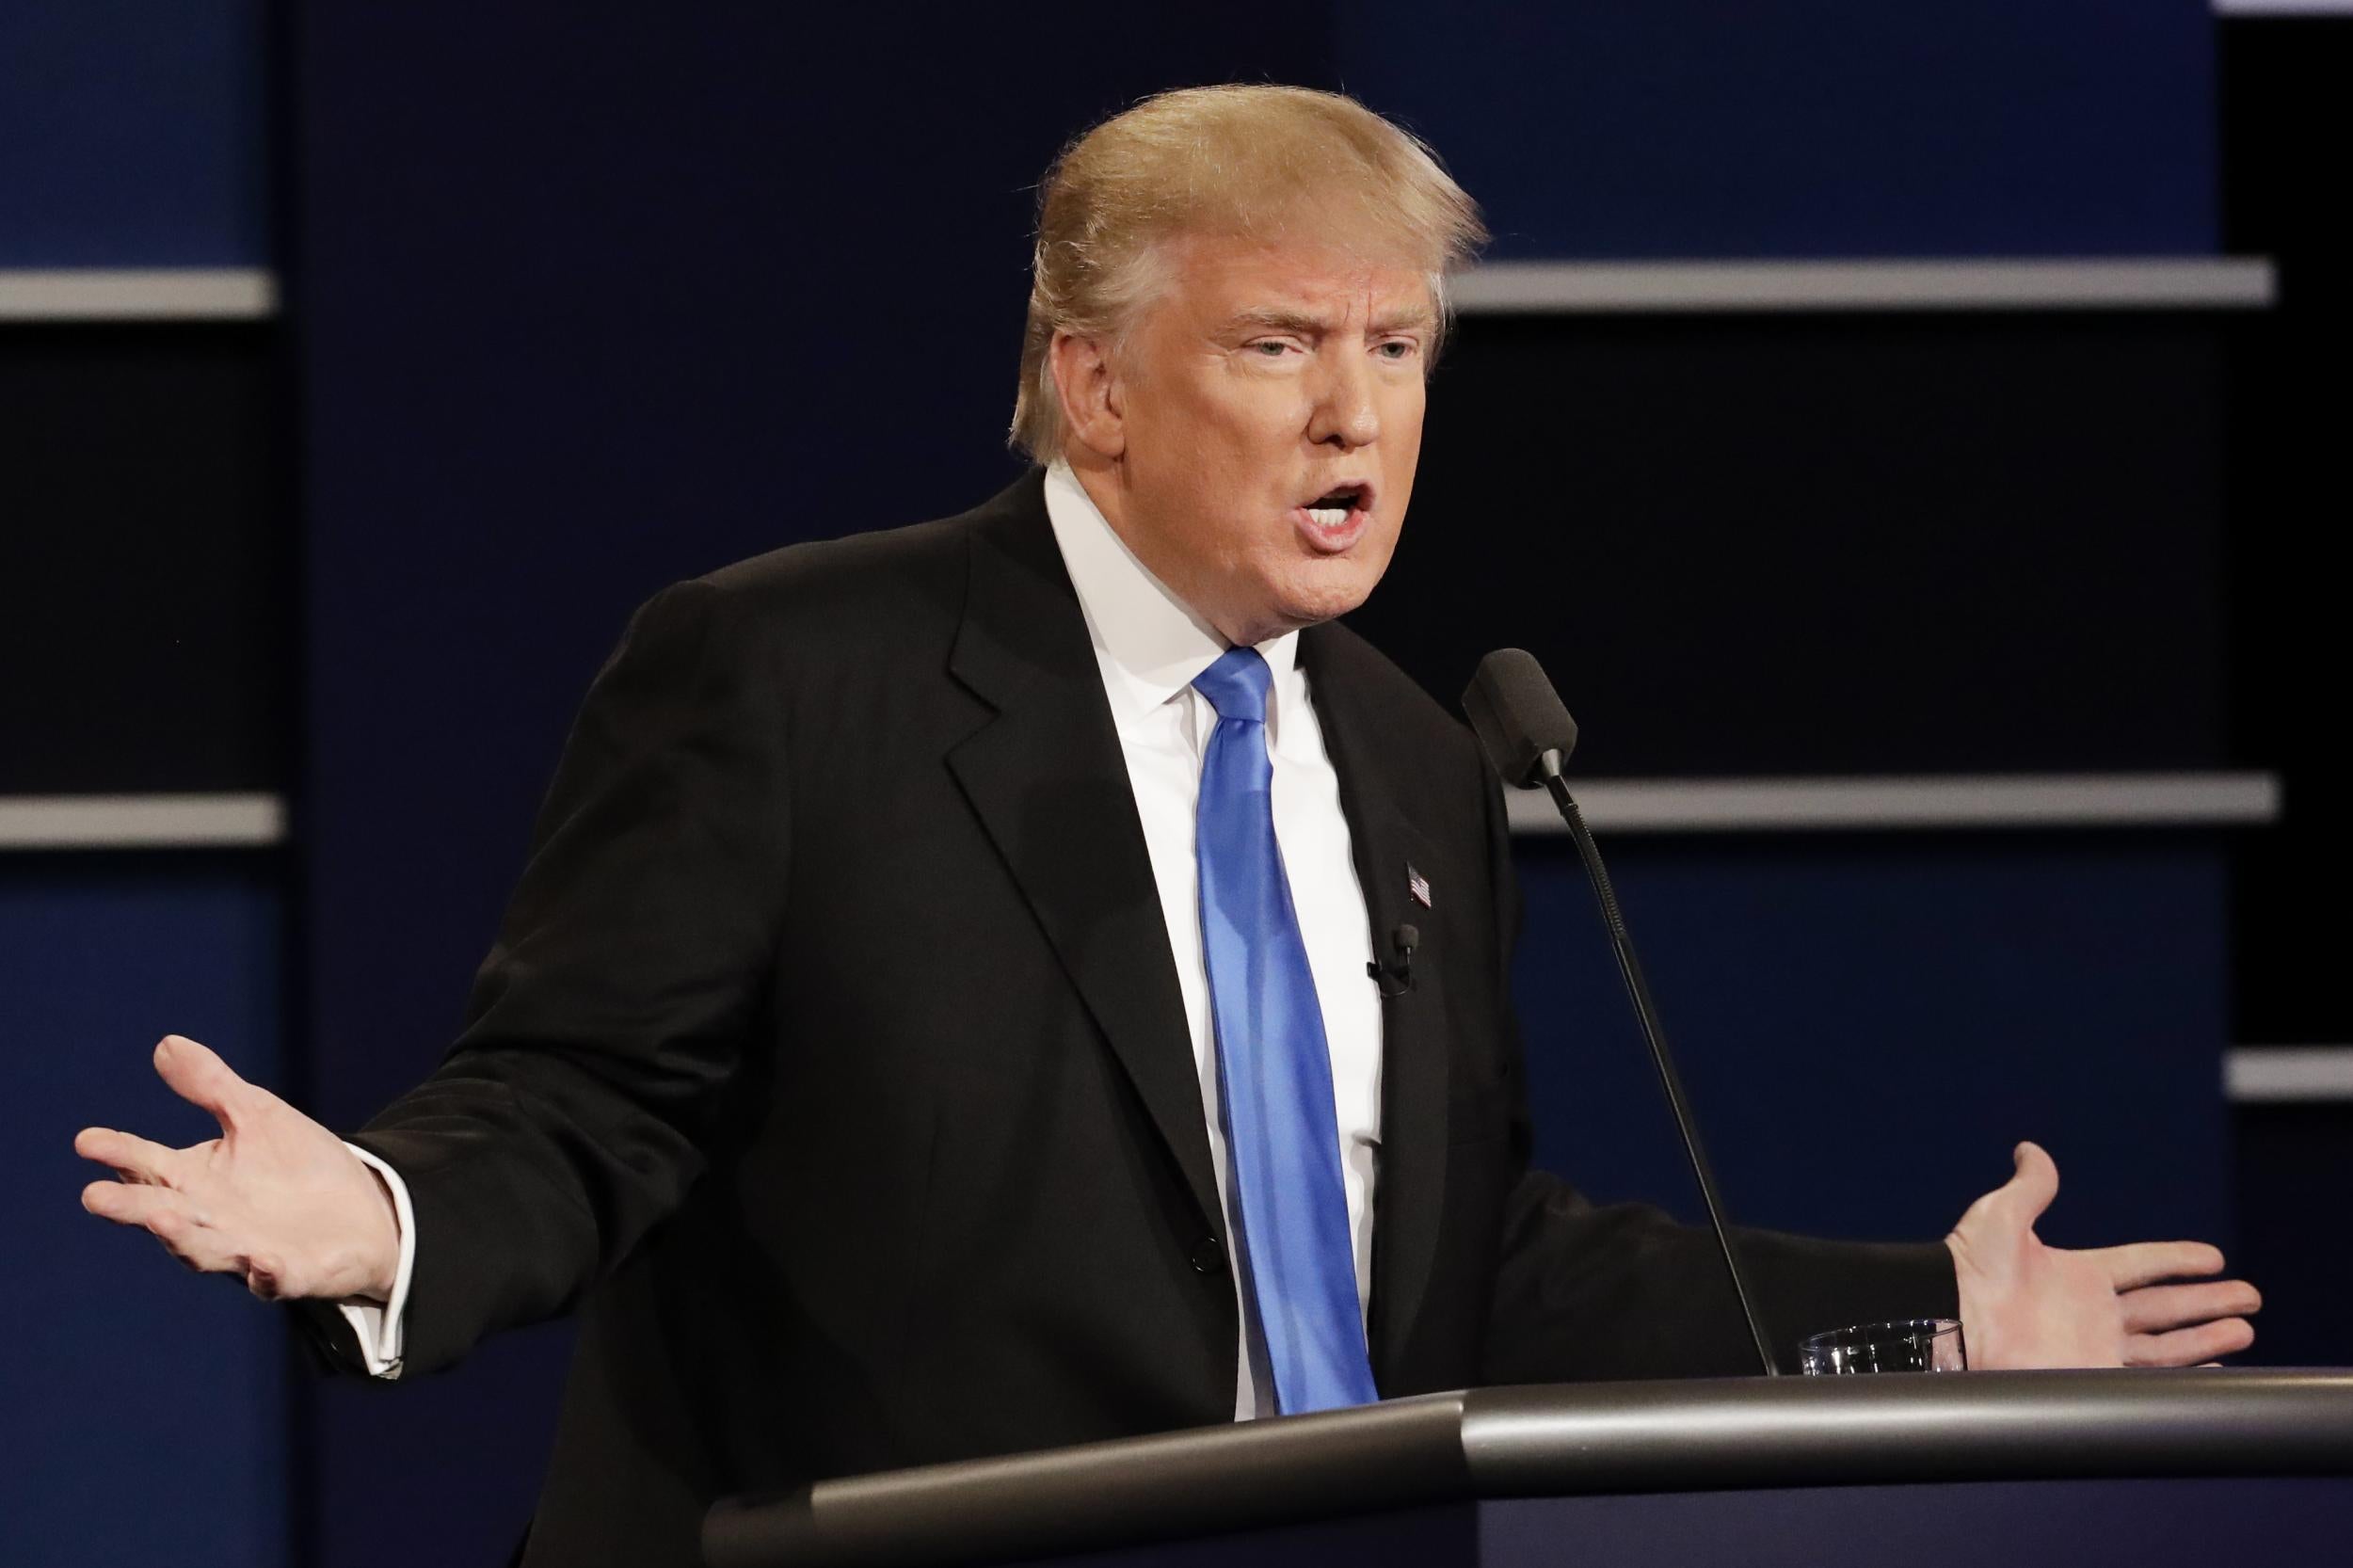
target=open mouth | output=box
[1292,481,1375,554]
[1301,481,1372,529]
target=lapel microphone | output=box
[1464,648,1781,1377]
[1367,924,1417,998]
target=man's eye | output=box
[1253,341,1292,357]
[1377,340,1418,360]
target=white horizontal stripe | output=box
[0,269,277,321]
[8,777,2274,845]
[2229,1048,2353,1102]
[1451,258,2276,314]
[2216,0,2353,14]
[1508,773,2280,834]
[0,793,286,849]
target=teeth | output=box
[1305,507,1350,527]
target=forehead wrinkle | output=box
[1369,303,1438,334]
[1222,305,1337,336]
[1218,285,1435,335]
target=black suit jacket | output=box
[329,472,1955,1565]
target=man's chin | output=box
[1270,562,1385,631]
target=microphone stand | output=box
[1536,749,1781,1377]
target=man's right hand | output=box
[75,1034,401,1303]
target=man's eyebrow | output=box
[1224,307,1335,335]
[1223,305,1439,335]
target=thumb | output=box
[152,1034,251,1130]
[1997,1140,2059,1225]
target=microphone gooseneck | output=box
[1464,650,1781,1378]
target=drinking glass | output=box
[1798,1318,1968,1374]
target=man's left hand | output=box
[1945,1141,2260,1369]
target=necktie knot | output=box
[1193,646,1272,725]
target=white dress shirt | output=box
[342,462,1386,1421]
[1041,461,1385,1419]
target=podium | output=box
[704,1369,2353,1567]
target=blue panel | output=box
[1340,1,2217,257]
[1513,838,2233,1254]
[0,1,270,264]
[0,857,288,1567]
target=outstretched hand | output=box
[75,1034,400,1303]
[1945,1141,2259,1369]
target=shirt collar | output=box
[1042,460,1300,729]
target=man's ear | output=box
[1047,330,1126,460]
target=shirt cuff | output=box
[336,1143,416,1381]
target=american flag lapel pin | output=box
[1407,863,1432,908]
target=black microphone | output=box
[1463,648,1780,1377]
[1367,923,1417,998]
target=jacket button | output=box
[1190,1235,1225,1274]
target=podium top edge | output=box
[708,1370,2353,1568]
[1461,1368,2353,1491]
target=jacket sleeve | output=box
[1471,772,1958,1383]
[328,579,792,1378]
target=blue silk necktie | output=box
[1192,646,1380,1414]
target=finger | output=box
[72,1127,184,1186]
[81,1178,186,1229]
[2120,1279,2263,1334]
[152,1034,252,1130]
[2125,1317,2255,1368]
[81,1181,246,1273]
[2089,1240,2227,1291]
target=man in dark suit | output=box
[75,85,2256,1567]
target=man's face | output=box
[1080,232,1433,647]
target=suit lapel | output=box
[1300,625,1450,1386]
[944,475,1223,1232]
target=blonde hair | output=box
[1010,84,1487,462]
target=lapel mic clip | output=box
[1367,923,1418,998]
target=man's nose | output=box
[1307,353,1380,449]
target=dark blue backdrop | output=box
[293,0,2220,1131]
[0,5,2242,1566]
[1518,837,2231,1247]
[0,0,270,264]
[2,856,289,1566]
[283,6,2228,1562]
